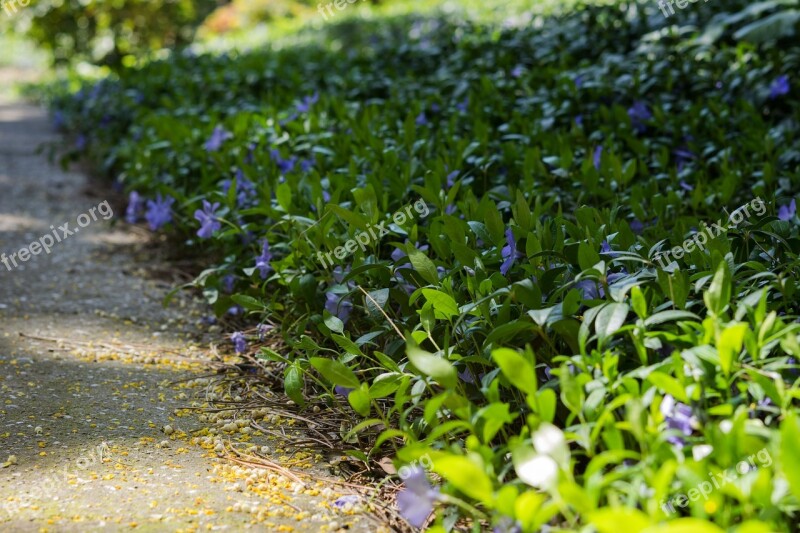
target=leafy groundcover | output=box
[44,1,800,531]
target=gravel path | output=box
[0,97,381,532]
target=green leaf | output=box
[645,519,724,533]
[328,204,369,230]
[589,508,652,533]
[483,321,536,348]
[733,9,800,43]
[348,384,371,416]
[595,303,629,342]
[578,242,601,271]
[647,372,688,403]
[476,402,516,443]
[431,454,494,504]
[369,374,403,399]
[781,413,800,502]
[324,314,344,334]
[341,419,385,442]
[536,388,557,422]
[718,322,749,375]
[421,289,459,319]
[643,310,701,327]
[231,294,264,310]
[332,334,365,357]
[408,248,438,285]
[704,262,731,316]
[276,182,292,211]
[309,357,360,388]
[284,364,305,406]
[631,286,647,319]
[491,348,537,395]
[407,343,457,389]
[363,288,390,318]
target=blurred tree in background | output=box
[17,0,220,69]
[6,0,389,68]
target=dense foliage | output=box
[45,0,800,531]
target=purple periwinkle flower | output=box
[457,368,474,384]
[627,101,652,133]
[396,467,439,528]
[600,240,612,254]
[574,74,585,88]
[456,99,468,113]
[511,65,524,78]
[75,134,87,150]
[500,229,523,276]
[392,247,407,263]
[194,200,222,239]
[205,125,232,152]
[296,92,319,113]
[325,292,353,324]
[415,112,429,126]
[445,170,459,189]
[674,147,695,172]
[660,394,695,447]
[222,274,236,293]
[53,110,65,130]
[769,75,790,100]
[125,191,145,224]
[576,279,601,300]
[607,269,627,285]
[630,219,644,235]
[679,180,694,191]
[593,146,603,170]
[333,495,360,508]
[332,265,350,285]
[144,194,175,231]
[231,332,247,354]
[334,385,354,397]
[255,239,273,280]
[300,157,315,173]
[222,170,257,208]
[270,149,297,174]
[256,323,271,341]
[778,199,796,221]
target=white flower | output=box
[533,423,564,455]
[692,444,713,461]
[533,423,569,467]
[514,448,558,489]
[719,420,733,434]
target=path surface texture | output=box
[0,96,379,532]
